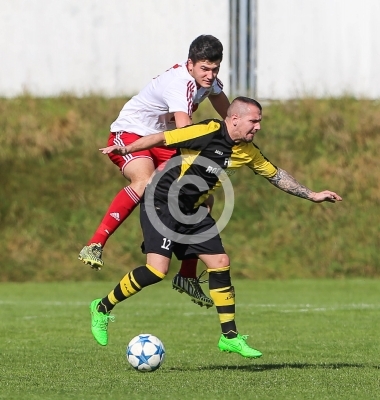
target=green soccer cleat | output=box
[90,298,114,346]
[78,243,104,270]
[218,334,263,358]
[172,271,214,308]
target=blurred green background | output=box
[1,96,379,282]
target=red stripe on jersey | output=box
[216,78,223,90]
[164,63,182,73]
[186,81,195,116]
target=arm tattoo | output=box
[267,168,313,200]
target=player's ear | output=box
[187,59,194,72]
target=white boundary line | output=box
[1,301,379,313]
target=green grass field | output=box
[1,279,379,399]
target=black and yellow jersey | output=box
[146,119,278,212]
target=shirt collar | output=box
[220,121,235,145]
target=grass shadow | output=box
[180,362,374,372]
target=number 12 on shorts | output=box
[161,238,171,250]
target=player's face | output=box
[236,105,262,143]
[187,59,221,88]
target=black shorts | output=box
[140,197,225,260]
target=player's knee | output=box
[206,254,230,269]
[151,265,169,276]
[123,159,155,187]
[146,261,169,276]
[129,180,150,196]
[219,254,230,267]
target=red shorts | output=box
[107,132,176,173]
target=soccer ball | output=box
[126,334,165,372]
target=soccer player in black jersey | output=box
[90,97,342,357]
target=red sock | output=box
[89,186,140,246]
[178,259,198,278]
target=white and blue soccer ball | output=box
[126,334,165,372]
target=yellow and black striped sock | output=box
[98,264,165,313]
[208,266,237,339]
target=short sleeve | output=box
[246,144,278,178]
[162,79,196,116]
[164,120,221,150]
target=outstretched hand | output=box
[311,190,342,203]
[99,145,128,155]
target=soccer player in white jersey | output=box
[78,35,230,308]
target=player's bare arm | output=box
[174,111,192,128]
[267,167,342,203]
[208,92,230,118]
[99,132,166,155]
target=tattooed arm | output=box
[267,168,342,203]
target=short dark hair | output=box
[227,97,262,118]
[188,35,223,63]
[232,96,262,111]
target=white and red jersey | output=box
[110,61,224,136]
